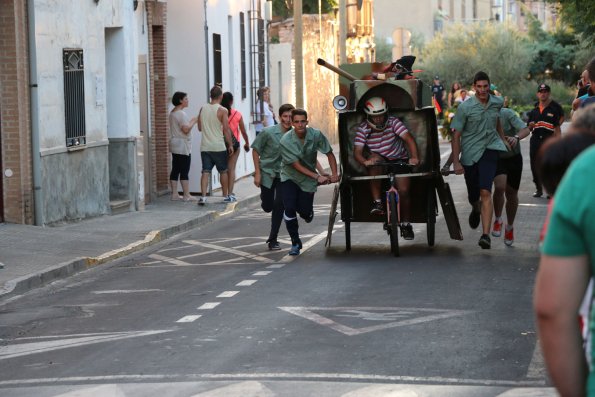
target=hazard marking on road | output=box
[235,204,331,220]
[138,235,317,267]
[279,307,472,336]
[0,330,173,360]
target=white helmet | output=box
[363,97,388,130]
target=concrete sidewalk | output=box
[0,146,340,300]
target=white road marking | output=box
[198,302,220,310]
[217,291,239,298]
[237,280,258,286]
[148,253,192,266]
[526,340,546,379]
[267,264,286,269]
[253,271,272,276]
[176,315,202,323]
[0,330,173,360]
[184,240,275,263]
[0,372,547,387]
[91,289,163,294]
[279,307,472,336]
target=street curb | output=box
[0,193,262,301]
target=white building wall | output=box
[34,0,138,152]
[168,0,265,194]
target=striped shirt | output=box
[354,116,410,160]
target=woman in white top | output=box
[254,86,276,135]
[169,91,197,201]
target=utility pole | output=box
[338,0,347,64]
[294,0,304,108]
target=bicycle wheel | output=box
[427,187,436,247]
[388,191,400,257]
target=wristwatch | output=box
[514,135,520,141]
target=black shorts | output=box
[495,153,523,191]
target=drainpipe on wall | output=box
[27,0,44,226]
[204,0,212,196]
[204,0,210,97]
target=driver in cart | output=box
[353,96,420,240]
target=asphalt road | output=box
[0,169,555,396]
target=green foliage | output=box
[417,23,535,99]
[525,12,580,84]
[546,0,595,46]
[272,0,338,19]
[506,79,575,111]
[374,37,393,64]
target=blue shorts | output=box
[201,151,228,173]
[463,149,499,204]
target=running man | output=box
[492,101,531,246]
[279,109,339,256]
[251,104,296,251]
[450,71,510,249]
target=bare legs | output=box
[227,149,240,196]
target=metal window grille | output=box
[240,12,247,99]
[213,34,222,87]
[63,49,86,147]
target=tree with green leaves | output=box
[417,23,536,98]
[272,0,338,19]
[546,0,595,47]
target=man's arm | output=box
[534,254,589,396]
[401,133,419,165]
[326,152,339,183]
[218,107,234,154]
[180,116,198,135]
[451,130,464,175]
[252,149,261,187]
[506,126,531,148]
[496,118,512,151]
[291,161,330,185]
[197,109,202,131]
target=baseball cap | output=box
[537,83,550,92]
[434,75,440,80]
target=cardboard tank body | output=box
[317,58,462,245]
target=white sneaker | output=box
[197,196,207,206]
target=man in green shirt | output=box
[450,71,509,249]
[280,109,339,255]
[251,104,296,251]
[491,104,531,246]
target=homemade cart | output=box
[318,59,463,256]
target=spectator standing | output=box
[526,83,564,198]
[254,87,275,136]
[450,71,510,249]
[221,92,250,200]
[279,109,339,256]
[168,91,197,201]
[432,76,446,118]
[197,86,234,205]
[448,82,462,108]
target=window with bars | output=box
[63,49,86,147]
[213,33,222,87]
[240,12,247,99]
